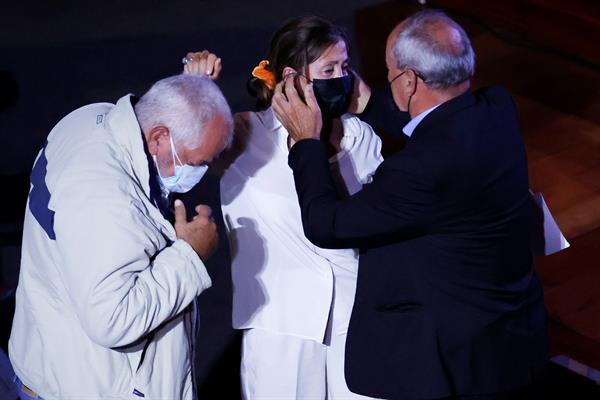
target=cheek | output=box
[306,64,320,80]
[156,152,175,177]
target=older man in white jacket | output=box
[9,74,232,399]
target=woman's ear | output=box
[282,67,297,79]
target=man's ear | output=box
[404,69,418,95]
[146,126,170,155]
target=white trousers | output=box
[241,328,376,400]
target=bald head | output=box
[386,10,475,89]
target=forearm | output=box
[289,140,435,248]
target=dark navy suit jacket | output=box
[288,86,548,399]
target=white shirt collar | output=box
[266,107,360,158]
[402,103,441,137]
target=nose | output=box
[335,67,348,78]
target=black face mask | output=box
[312,74,354,119]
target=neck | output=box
[409,80,470,118]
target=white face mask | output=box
[154,135,208,193]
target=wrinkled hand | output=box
[271,74,322,145]
[347,68,371,114]
[182,50,222,81]
[174,199,218,261]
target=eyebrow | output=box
[322,59,349,67]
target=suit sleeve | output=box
[288,139,435,249]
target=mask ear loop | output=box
[407,70,419,115]
[168,134,184,168]
[153,134,178,179]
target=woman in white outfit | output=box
[187,16,382,399]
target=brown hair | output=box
[248,15,348,109]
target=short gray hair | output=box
[392,9,475,89]
[135,74,233,150]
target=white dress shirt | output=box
[221,108,383,342]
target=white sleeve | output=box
[355,118,384,183]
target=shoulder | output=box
[475,86,516,108]
[48,102,114,139]
[342,114,381,142]
[233,111,254,132]
[215,110,267,175]
[340,115,382,161]
[234,109,275,132]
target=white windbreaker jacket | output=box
[9,95,212,399]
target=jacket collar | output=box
[411,89,476,139]
[104,95,177,237]
[105,94,152,198]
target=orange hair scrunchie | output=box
[252,60,276,90]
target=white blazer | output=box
[221,108,383,342]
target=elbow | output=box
[79,299,148,349]
[303,225,340,249]
[82,320,131,349]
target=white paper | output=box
[530,191,570,257]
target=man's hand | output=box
[182,50,222,81]
[347,68,371,114]
[272,74,323,144]
[173,199,218,261]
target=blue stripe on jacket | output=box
[28,142,56,240]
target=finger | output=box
[195,204,212,218]
[194,59,205,75]
[198,58,208,76]
[284,76,302,106]
[271,82,288,118]
[205,53,217,75]
[185,57,201,75]
[183,63,190,74]
[211,58,222,79]
[295,74,309,86]
[272,81,286,108]
[303,81,320,111]
[274,80,286,101]
[174,199,187,225]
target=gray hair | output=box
[392,9,475,89]
[135,74,233,150]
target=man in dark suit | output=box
[271,9,548,400]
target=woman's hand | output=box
[182,50,222,81]
[347,68,371,114]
